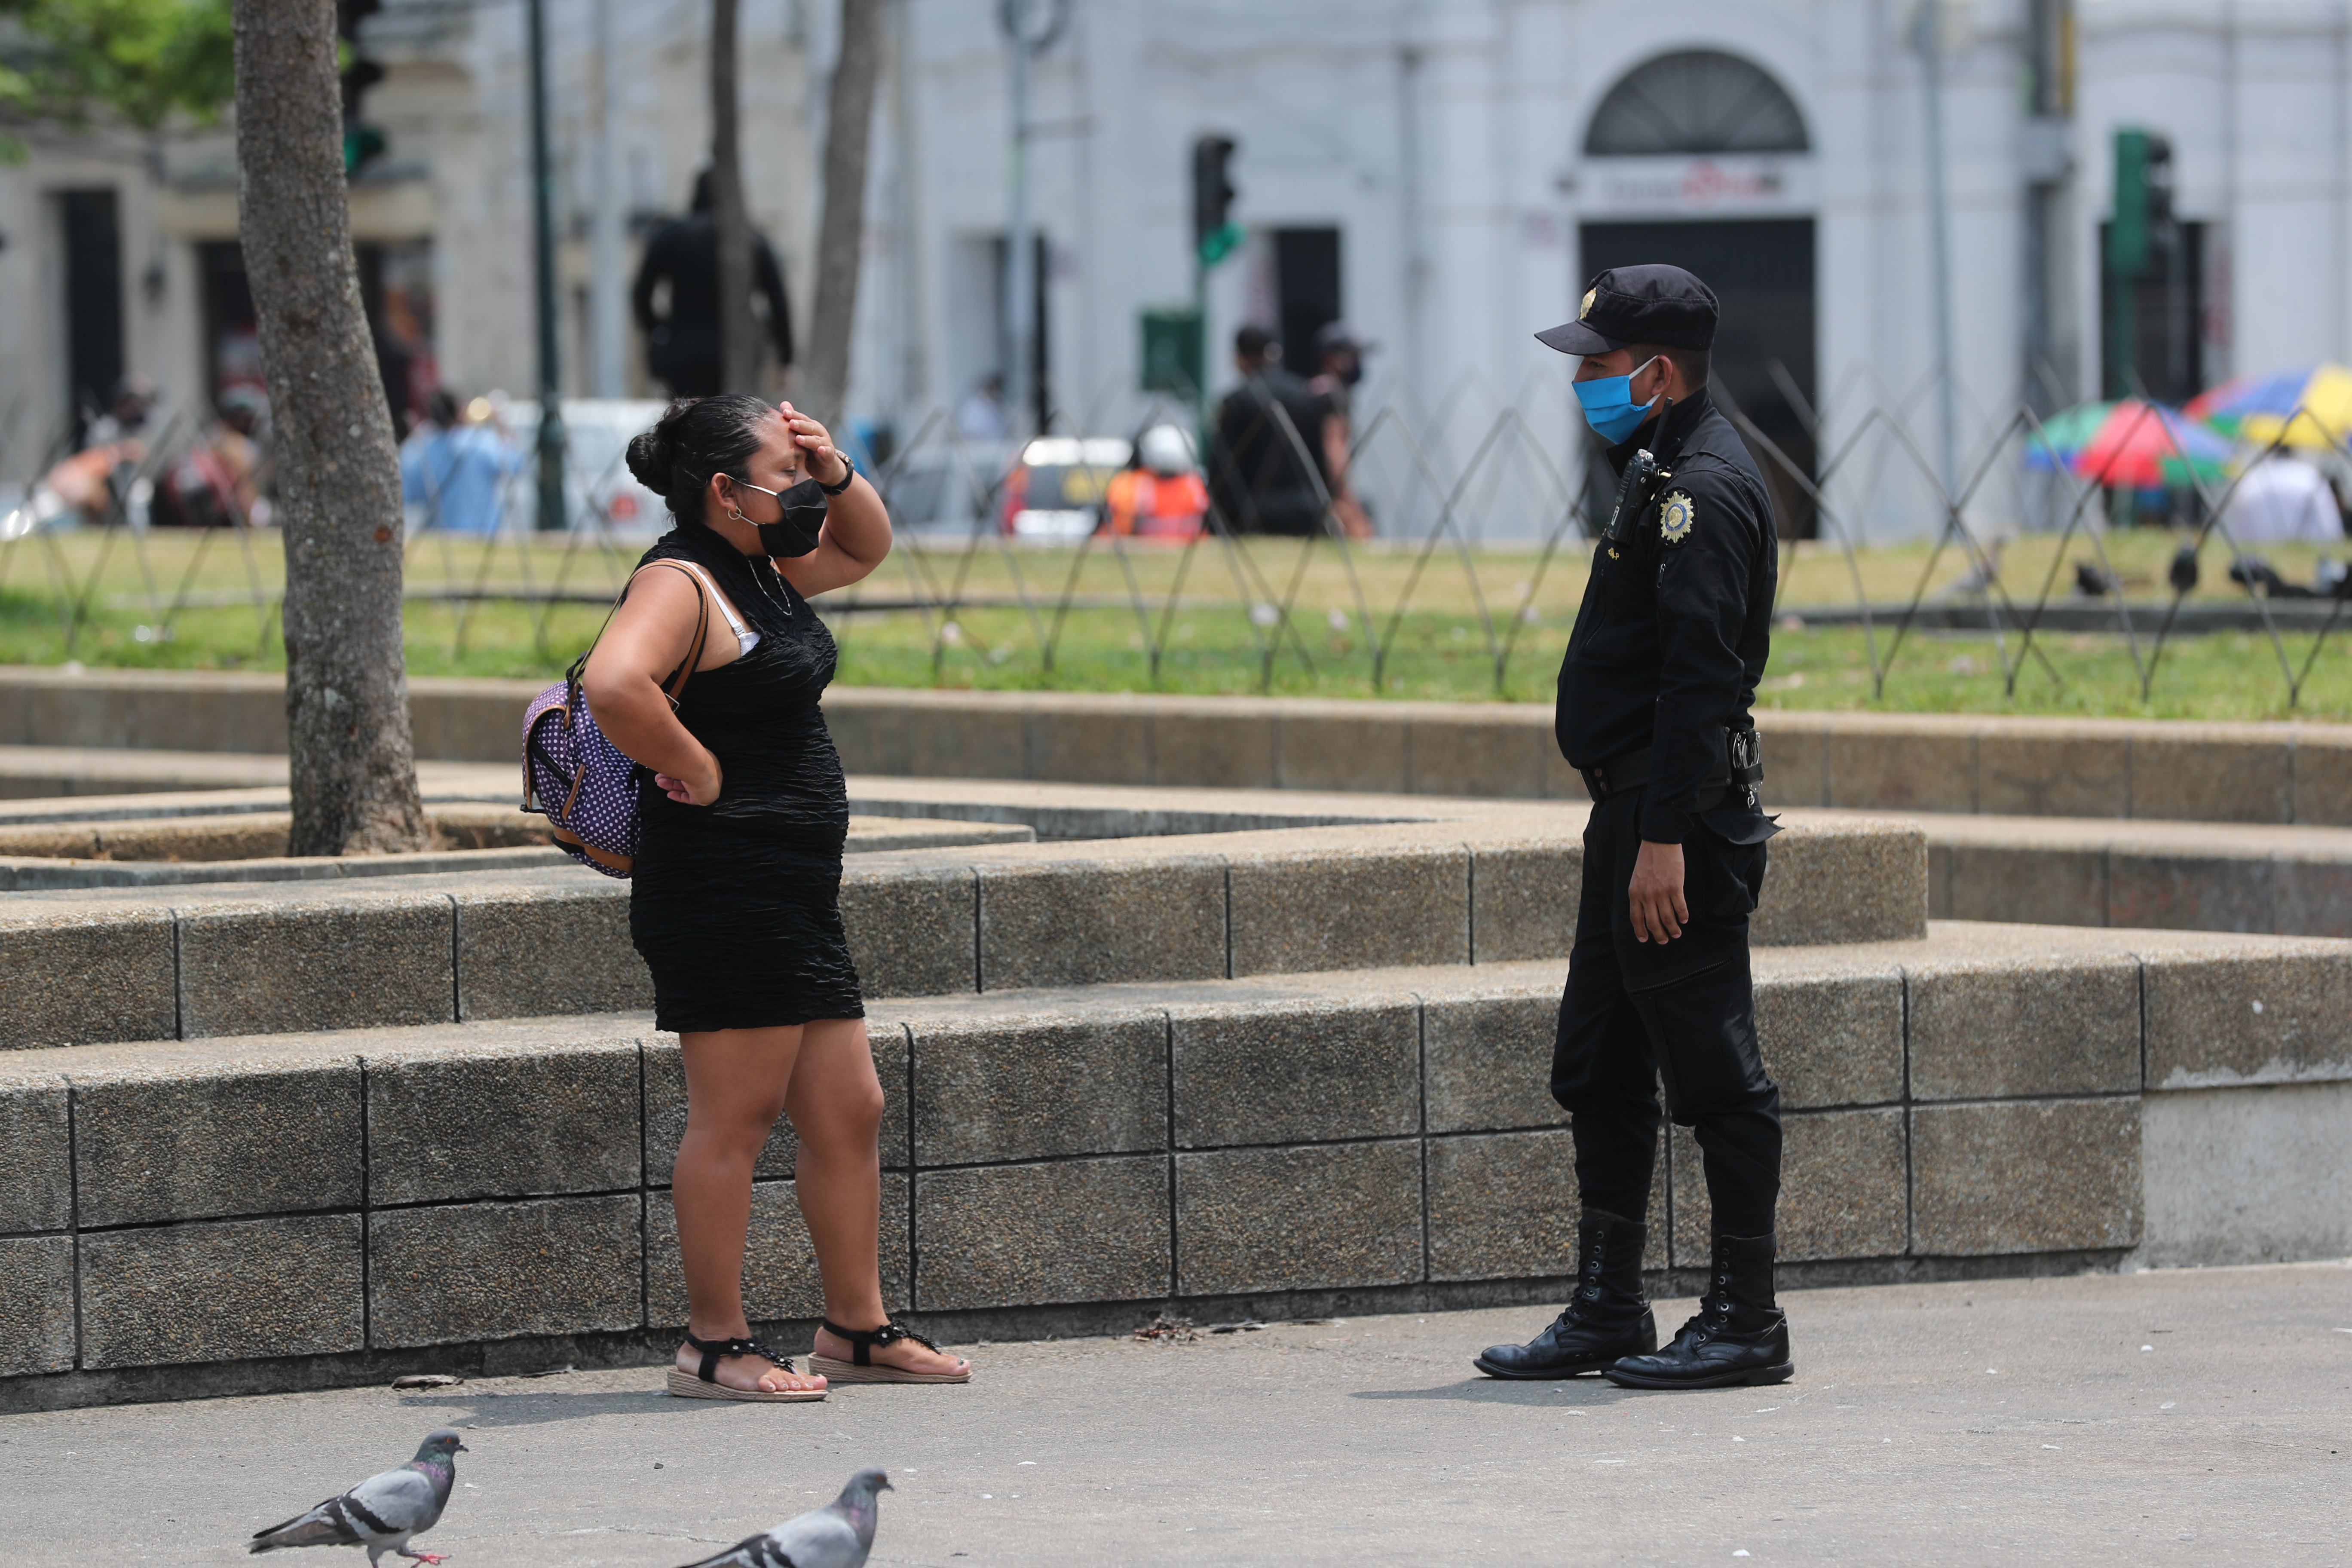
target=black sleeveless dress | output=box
[628,523,865,1032]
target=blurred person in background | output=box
[1105,423,1207,539]
[401,389,523,535]
[1307,321,1375,539]
[2224,452,2346,543]
[1208,325,1331,536]
[633,171,795,398]
[157,389,268,527]
[83,372,157,447]
[955,372,1011,441]
[43,374,159,524]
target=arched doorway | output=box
[1578,50,1817,536]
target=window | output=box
[1584,51,1810,157]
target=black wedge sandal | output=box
[666,1331,827,1402]
[810,1318,972,1384]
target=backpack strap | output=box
[531,561,713,811]
[631,560,713,709]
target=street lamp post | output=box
[527,0,567,531]
[1914,0,1959,501]
[999,0,1069,439]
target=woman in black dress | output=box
[586,395,971,1399]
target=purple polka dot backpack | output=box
[521,562,710,877]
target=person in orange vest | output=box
[1105,423,1208,539]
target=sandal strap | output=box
[820,1317,939,1368]
[682,1331,792,1385]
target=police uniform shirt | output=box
[1555,388,1778,845]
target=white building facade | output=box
[869,0,2352,539]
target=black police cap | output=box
[1535,264,1719,356]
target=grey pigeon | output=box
[249,1428,468,1565]
[674,1466,892,1568]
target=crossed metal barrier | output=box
[4,375,2348,707]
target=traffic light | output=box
[338,0,389,176]
[2105,128,2172,279]
[1192,135,1240,267]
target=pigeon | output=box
[673,1466,893,1568]
[249,1428,468,1565]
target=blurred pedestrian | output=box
[955,373,1011,441]
[1306,321,1375,538]
[157,389,267,528]
[632,170,795,398]
[1476,264,1788,1393]
[1207,325,1330,536]
[1105,423,1207,539]
[84,372,157,447]
[400,389,522,535]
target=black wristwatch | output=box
[817,455,856,496]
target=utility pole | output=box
[527,0,566,530]
[1913,0,1959,499]
[588,0,626,398]
[999,0,1069,438]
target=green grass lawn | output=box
[3,526,2347,720]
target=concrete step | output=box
[6,665,2349,826]
[0,804,1921,1049]
[0,814,1035,891]
[0,745,513,802]
[1910,809,2352,939]
[5,920,2344,1409]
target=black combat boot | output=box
[1473,1209,1657,1379]
[1604,1230,1792,1390]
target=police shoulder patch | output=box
[1658,490,1697,545]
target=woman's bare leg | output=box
[672,1024,826,1393]
[788,1017,970,1378]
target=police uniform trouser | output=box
[1550,787,1782,1238]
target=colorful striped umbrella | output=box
[2022,399,2231,487]
[2186,363,2352,450]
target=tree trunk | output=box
[799,0,886,430]
[233,0,428,856]
[710,0,756,392]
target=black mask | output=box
[733,475,828,557]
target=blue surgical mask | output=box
[1574,356,1663,443]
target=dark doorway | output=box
[1272,227,1341,373]
[58,188,125,435]
[199,241,261,411]
[1579,218,1817,539]
[2098,219,2204,404]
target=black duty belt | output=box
[1581,730,1764,811]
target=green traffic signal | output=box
[344,123,387,175]
[1197,221,1243,269]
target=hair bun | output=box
[625,398,701,490]
[623,429,672,490]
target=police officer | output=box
[1474,264,1789,1391]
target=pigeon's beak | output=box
[455,1442,470,1453]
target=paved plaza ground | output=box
[2,1263,2345,1567]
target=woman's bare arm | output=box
[771,404,891,599]
[580,566,724,805]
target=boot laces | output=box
[1558,1250,1610,1324]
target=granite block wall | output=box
[4,935,2245,1406]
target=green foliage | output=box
[0,0,235,156]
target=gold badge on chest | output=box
[1658,490,1697,546]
